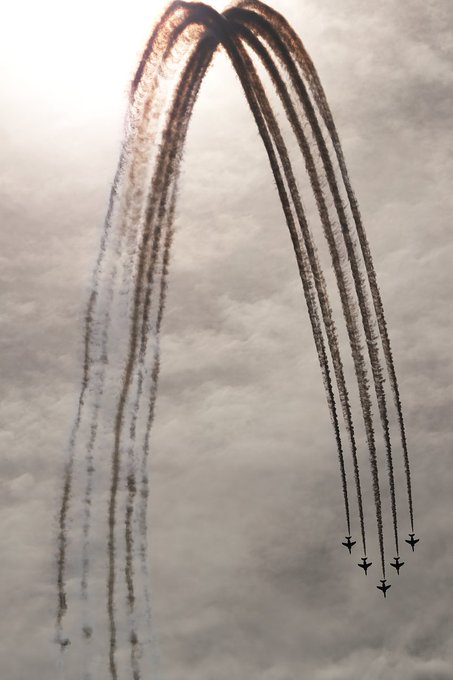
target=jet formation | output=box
[342,533,419,597]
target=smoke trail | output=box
[130,0,368,612]
[131,34,243,656]
[58,4,416,675]
[106,20,221,676]
[227,37,355,537]
[123,22,243,664]
[226,12,367,554]
[173,6,356,539]
[259,0,402,552]
[176,3,390,572]
[278,10,415,534]
[228,3,391,567]
[292,31,415,535]
[129,0,393,585]
[216,19,351,536]
[56,102,138,644]
[225,23,383,568]
[136,196,176,667]
[76,47,183,670]
[236,0,409,548]
[123,40,218,677]
[56,20,175,638]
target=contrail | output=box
[282,12,415,535]
[226,11,367,554]
[56,37,172,642]
[224,14,386,571]
[236,0,411,547]
[133,3,350,548]
[107,23,221,678]
[226,32,355,538]
[128,7,349,668]
[135,193,177,670]
[123,41,218,676]
[56,101,138,644]
[57,3,416,675]
[77,90,169,669]
[227,3,393,567]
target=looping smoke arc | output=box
[55,2,416,678]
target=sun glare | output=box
[6,0,231,113]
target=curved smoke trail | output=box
[236,0,413,545]
[228,2,387,566]
[56,3,415,677]
[226,10,368,555]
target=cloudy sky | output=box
[1,1,453,678]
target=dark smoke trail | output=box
[225,25,383,568]
[227,39,356,537]
[291,31,415,535]
[132,0,384,580]
[258,0,402,552]
[224,21,368,559]
[132,35,234,650]
[217,22,351,536]
[123,39,217,677]
[174,5,355,538]
[77,68,175,666]
[179,3,392,573]
[106,20,220,676]
[228,3,392,566]
[136,198,176,659]
[226,12,367,555]
[111,29,198,640]
[59,3,416,674]
[236,0,409,546]
[57,31,171,637]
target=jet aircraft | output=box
[376,580,391,598]
[358,557,372,574]
[342,536,356,553]
[405,533,419,551]
[390,556,404,574]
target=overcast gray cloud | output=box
[1,1,453,678]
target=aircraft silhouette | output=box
[342,536,356,553]
[405,533,419,551]
[358,557,372,574]
[390,556,404,574]
[377,579,391,598]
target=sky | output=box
[1,1,453,678]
